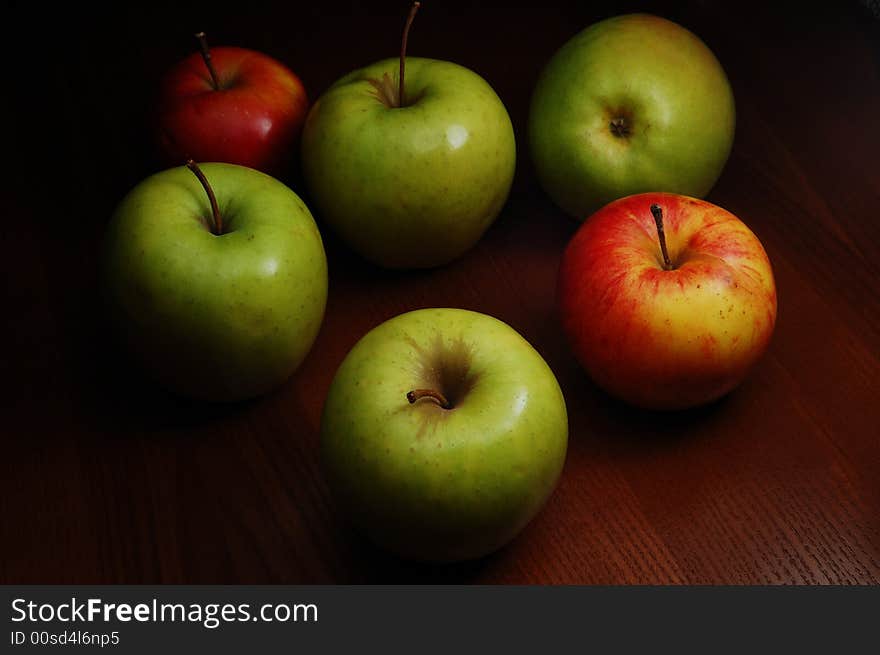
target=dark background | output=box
[4,0,879,583]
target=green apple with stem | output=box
[529,13,736,219]
[102,161,328,402]
[320,308,568,562]
[301,2,516,269]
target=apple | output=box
[102,161,328,402]
[557,192,777,410]
[155,32,309,176]
[529,13,736,219]
[301,3,516,269]
[320,308,568,562]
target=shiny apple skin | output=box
[529,14,735,219]
[558,192,777,410]
[156,47,308,175]
[102,163,328,402]
[301,57,516,269]
[321,308,568,562]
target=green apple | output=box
[102,162,328,402]
[528,13,736,219]
[301,5,515,268]
[320,308,568,562]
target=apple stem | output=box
[195,31,221,90]
[186,160,224,235]
[406,388,451,410]
[650,204,674,271]
[398,1,421,107]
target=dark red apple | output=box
[155,34,308,176]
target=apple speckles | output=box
[559,192,777,409]
[320,308,567,561]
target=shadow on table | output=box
[79,324,257,435]
[332,527,494,585]
[555,356,731,454]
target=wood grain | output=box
[3,0,878,584]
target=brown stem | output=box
[406,388,451,410]
[650,204,674,271]
[399,2,421,107]
[186,160,223,235]
[195,31,221,90]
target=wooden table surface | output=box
[4,0,879,584]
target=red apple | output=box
[558,192,777,410]
[155,34,308,176]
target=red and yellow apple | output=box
[155,34,308,176]
[557,192,777,410]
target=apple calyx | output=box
[368,1,421,108]
[609,116,631,138]
[185,160,224,235]
[195,31,221,90]
[650,204,674,270]
[406,388,452,410]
